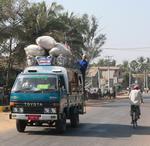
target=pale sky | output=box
[31,0,150,64]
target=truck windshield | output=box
[12,75,57,93]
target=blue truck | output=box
[9,65,85,133]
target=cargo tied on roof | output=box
[24,35,73,67]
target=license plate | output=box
[27,115,40,121]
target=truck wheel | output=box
[70,111,79,128]
[16,120,27,133]
[56,113,66,133]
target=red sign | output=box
[27,115,41,121]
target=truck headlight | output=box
[44,108,56,113]
[12,107,24,113]
[19,107,24,113]
[51,108,56,113]
[44,108,50,113]
[13,107,18,113]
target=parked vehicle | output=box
[86,88,101,99]
[9,65,85,133]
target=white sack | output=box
[24,44,45,56]
[49,43,72,56]
[36,36,56,50]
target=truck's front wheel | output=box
[16,120,27,133]
[56,113,66,133]
[70,109,79,128]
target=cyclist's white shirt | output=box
[129,89,143,105]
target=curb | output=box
[0,106,10,112]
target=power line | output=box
[102,47,150,51]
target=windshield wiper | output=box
[13,90,23,93]
[13,88,32,93]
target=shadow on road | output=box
[26,123,150,138]
[86,99,129,108]
[86,96,150,107]
[100,103,129,108]
[86,99,116,107]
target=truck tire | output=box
[70,109,79,128]
[16,120,27,132]
[56,113,66,133]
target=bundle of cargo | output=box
[24,35,73,67]
[49,43,72,57]
[24,44,46,66]
[24,44,45,57]
[36,36,56,50]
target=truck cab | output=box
[10,65,85,133]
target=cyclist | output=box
[129,85,144,123]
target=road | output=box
[0,96,150,146]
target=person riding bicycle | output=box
[129,85,144,121]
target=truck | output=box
[9,65,85,133]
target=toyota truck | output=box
[9,65,85,133]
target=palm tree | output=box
[130,60,139,73]
[20,2,64,42]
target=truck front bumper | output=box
[10,113,57,121]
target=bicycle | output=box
[130,105,140,128]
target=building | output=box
[86,66,122,89]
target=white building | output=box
[86,66,122,88]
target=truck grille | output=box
[23,107,44,114]
[13,102,58,114]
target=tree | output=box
[118,61,130,89]
[14,1,64,64]
[50,12,86,60]
[20,2,106,62]
[0,0,28,87]
[130,60,139,73]
[82,15,106,63]
[21,1,63,42]
[119,57,150,89]
[0,0,107,87]
[137,57,146,73]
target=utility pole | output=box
[128,64,131,89]
[98,68,101,89]
[144,70,146,89]
[146,70,148,89]
[105,56,113,90]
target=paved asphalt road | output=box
[0,96,150,146]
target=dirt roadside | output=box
[0,113,15,133]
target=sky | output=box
[31,0,150,64]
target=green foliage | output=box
[82,15,106,62]
[130,60,139,73]
[0,0,106,87]
[118,56,150,89]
